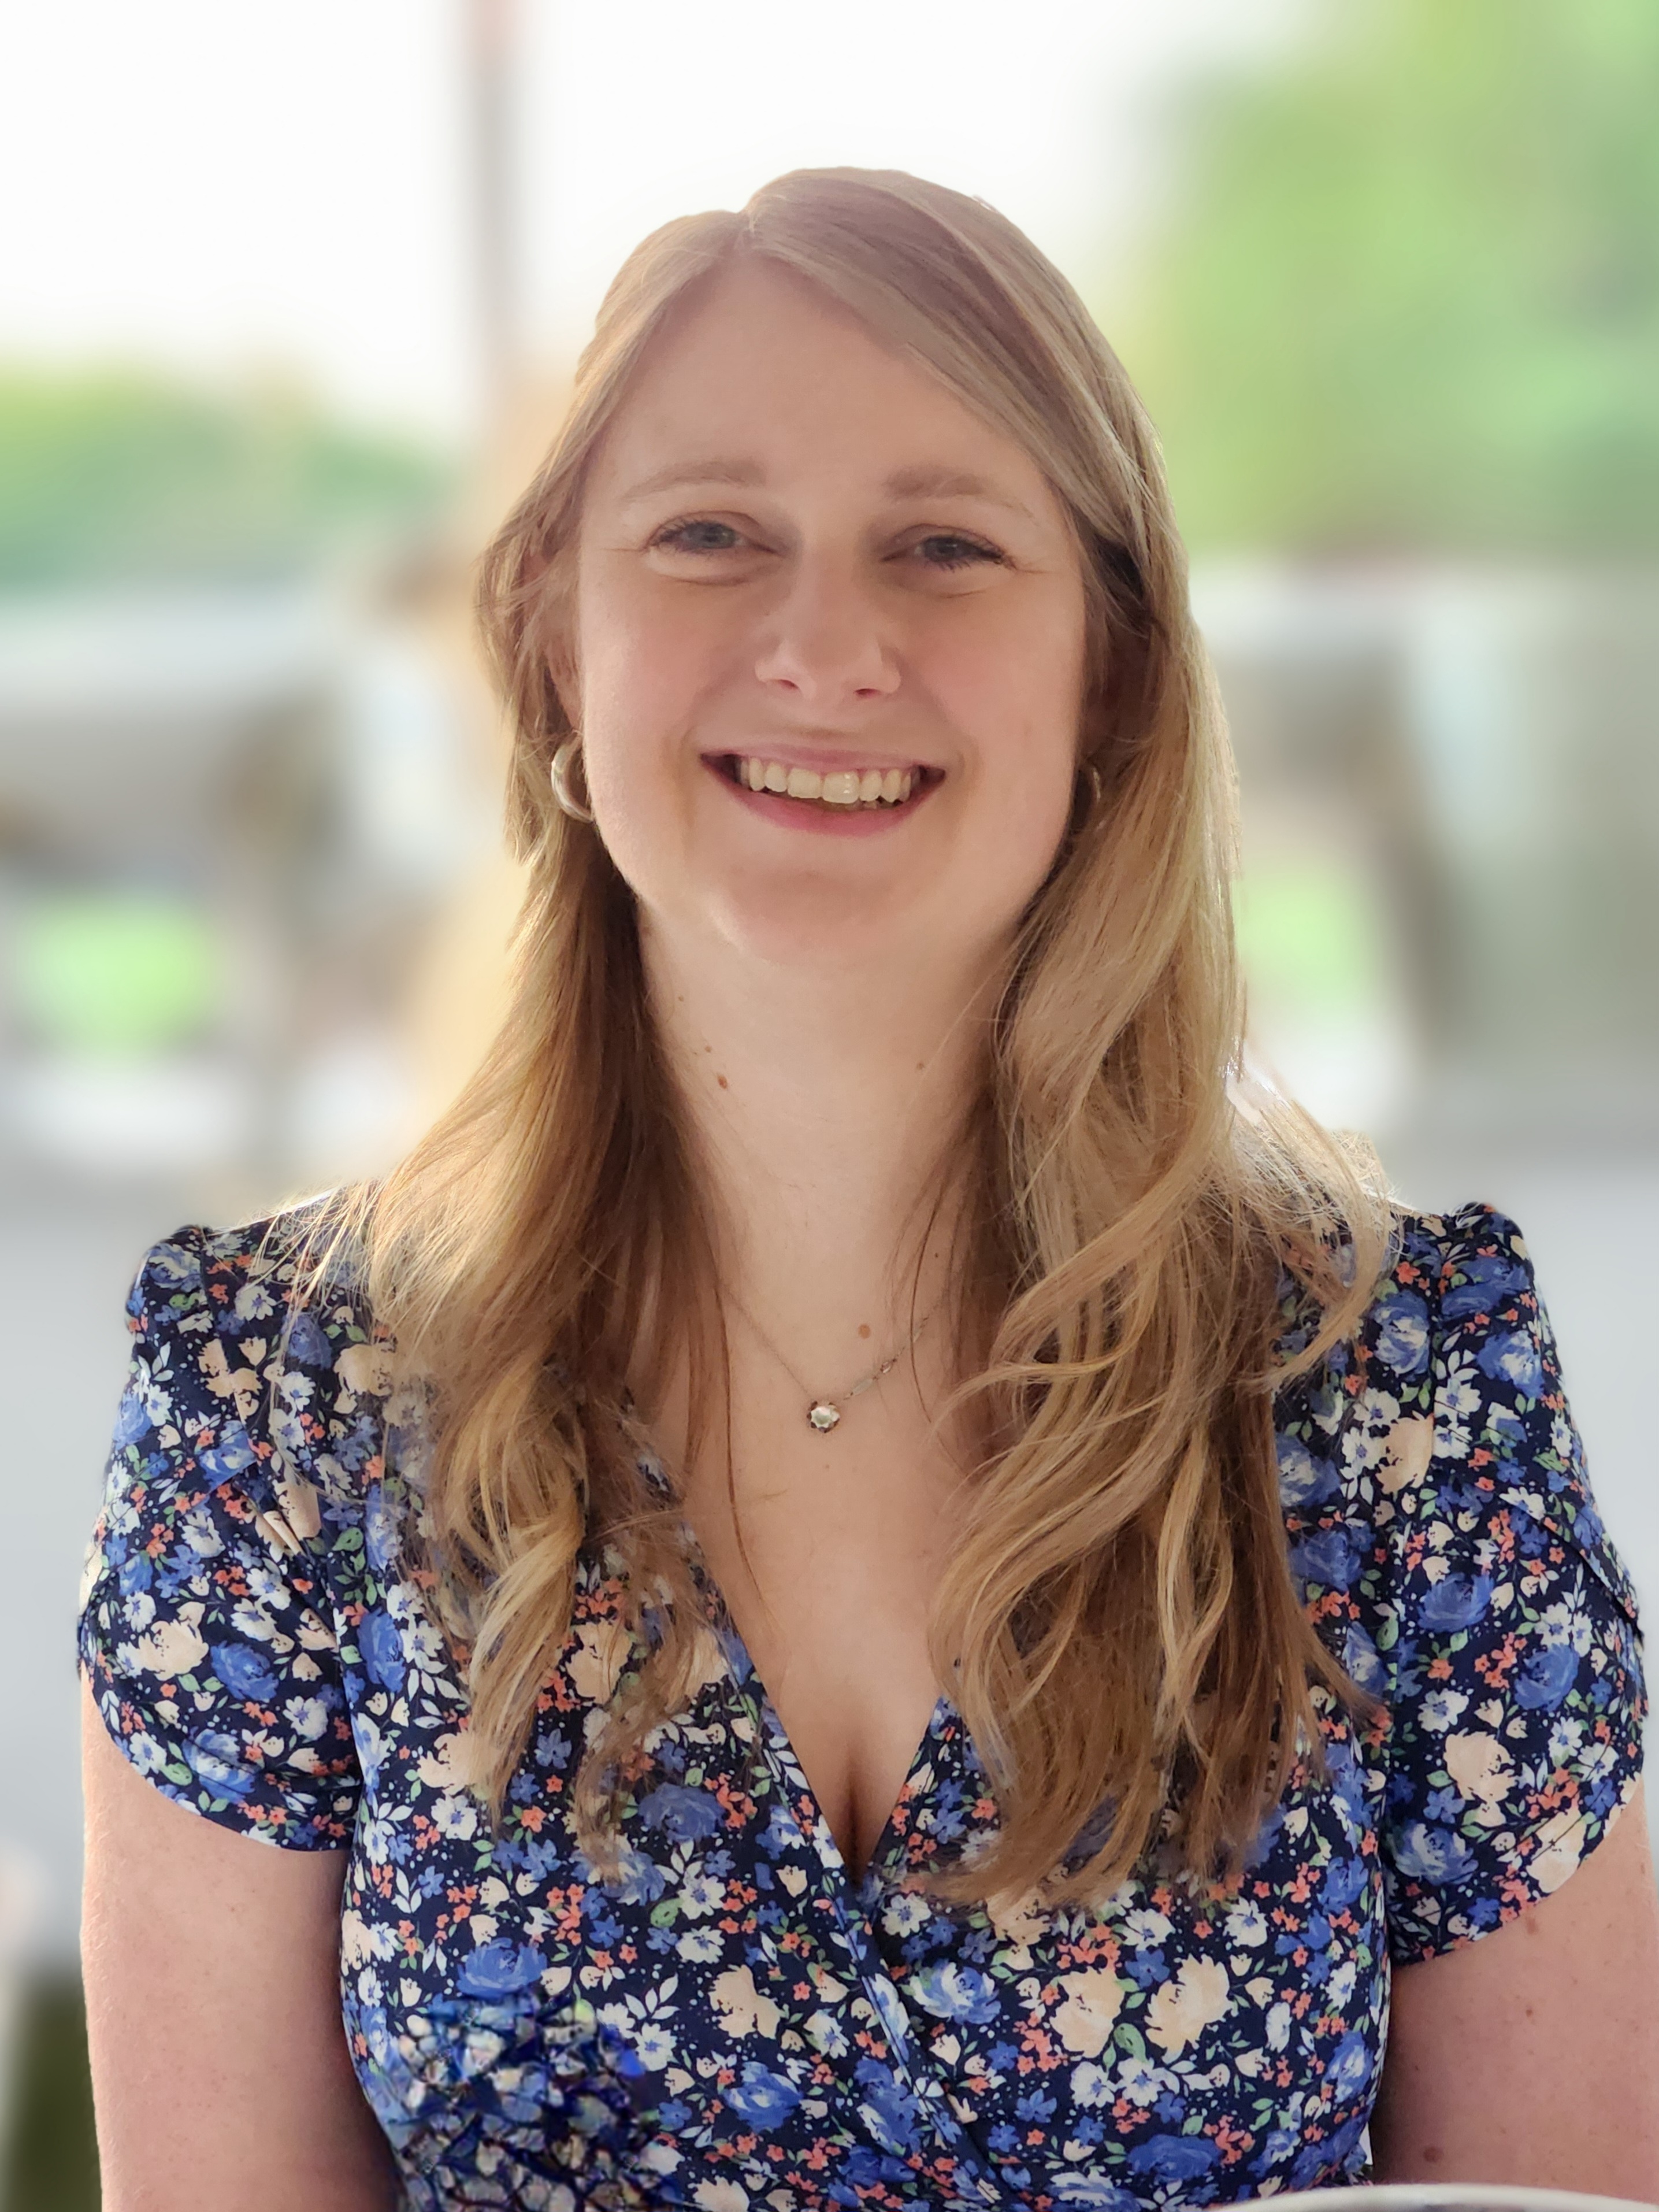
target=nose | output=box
[751,556,899,707]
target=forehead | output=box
[586,257,1060,514]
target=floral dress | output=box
[79,1203,1645,2209]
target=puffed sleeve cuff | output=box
[1374,1207,1646,1963]
[77,1227,362,1847]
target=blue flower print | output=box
[1439,1254,1530,1324]
[112,1384,153,1447]
[182,1729,255,1799]
[209,1642,279,1703]
[725,2063,802,2131]
[281,1309,335,1368]
[1126,2136,1219,2181]
[1277,1435,1339,1512]
[856,2064,922,2157]
[363,1483,401,1575]
[910,1962,1000,2024]
[357,1607,406,1693]
[458,1940,548,1998]
[1290,1527,1363,1592]
[1419,1573,1495,1630]
[637,1782,723,1843]
[198,1427,257,1484]
[1475,1328,1545,1398]
[1343,1620,1387,1695]
[1513,1644,1581,1710]
[1324,2031,1372,2102]
[1375,1290,1430,1374]
[1391,1822,1480,1886]
[1321,1855,1371,1914]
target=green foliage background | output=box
[0,371,448,588]
[1123,0,1659,554]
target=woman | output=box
[80,170,1659,2209]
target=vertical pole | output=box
[467,0,517,419]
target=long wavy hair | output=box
[342,168,1390,1904]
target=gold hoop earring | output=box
[550,738,595,823]
[1074,757,1104,825]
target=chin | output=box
[710,869,932,968]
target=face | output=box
[569,258,1089,983]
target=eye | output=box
[649,517,747,555]
[905,531,1007,572]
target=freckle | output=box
[858,1324,872,1340]
[1423,2147,1444,2166]
[717,1074,728,1090]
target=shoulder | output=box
[1276,1197,1554,1443]
[117,1205,395,1528]
[1275,1196,1642,1672]
[1313,1197,1594,1514]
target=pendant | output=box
[807,1400,841,1433]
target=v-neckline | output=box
[630,1443,955,1887]
[714,1600,953,1890]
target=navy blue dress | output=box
[79,1203,1645,2208]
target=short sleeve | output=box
[78,1225,362,1847]
[1368,1207,1646,1962]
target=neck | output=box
[642,915,1000,1366]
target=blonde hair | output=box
[347,168,1389,1903]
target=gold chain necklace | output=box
[725,1292,940,1433]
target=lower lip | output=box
[704,761,938,838]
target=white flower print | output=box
[1121,1907,1174,1948]
[283,1695,331,1742]
[677,1871,726,1919]
[1115,2055,1181,2105]
[1419,1688,1470,1733]
[433,1794,478,1840]
[1223,1900,1268,1948]
[881,1891,933,1936]
[1070,2061,1112,2110]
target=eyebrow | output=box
[880,465,1036,519]
[615,459,766,506]
[615,457,1039,521]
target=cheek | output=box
[930,594,1085,837]
[567,579,737,902]
[573,572,732,773]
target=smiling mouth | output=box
[715,753,939,810]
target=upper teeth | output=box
[739,758,915,806]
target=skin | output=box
[81,1692,397,2212]
[83,258,1659,2203]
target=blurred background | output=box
[1,0,1656,2199]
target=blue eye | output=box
[914,533,1003,570]
[654,518,744,554]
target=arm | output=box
[1371,1784,1659,2195]
[81,1690,398,2212]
